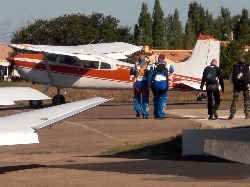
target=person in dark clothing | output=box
[200,59,224,120]
[228,57,250,120]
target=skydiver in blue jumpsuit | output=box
[149,54,174,119]
[130,56,150,119]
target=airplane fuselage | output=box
[10,53,202,91]
[12,54,134,90]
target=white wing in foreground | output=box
[0,87,50,105]
[10,42,142,59]
[0,97,111,146]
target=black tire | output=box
[52,95,66,105]
[196,93,206,102]
[29,100,43,108]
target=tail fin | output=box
[174,34,220,79]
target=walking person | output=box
[130,56,150,119]
[228,57,250,120]
[149,54,174,119]
[200,59,224,120]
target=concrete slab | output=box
[204,140,250,164]
[182,127,250,156]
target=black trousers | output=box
[207,89,220,115]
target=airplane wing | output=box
[0,97,111,146]
[0,87,50,105]
[10,42,142,59]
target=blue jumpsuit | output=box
[130,61,149,117]
[149,61,174,118]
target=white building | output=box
[0,43,20,81]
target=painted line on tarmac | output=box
[65,121,126,144]
[183,115,245,121]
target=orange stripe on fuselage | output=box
[15,54,44,60]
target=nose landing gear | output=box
[29,87,66,108]
[52,88,66,105]
[29,100,43,108]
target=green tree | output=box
[165,9,184,49]
[220,7,232,41]
[184,18,196,49]
[220,39,246,78]
[172,9,184,49]
[213,17,223,40]
[238,9,249,42]
[133,24,140,44]
[11,13,132,45]
[187,2,204,36]
[201,10,215,36]
[165,14,174,49]
[152,0,165,49]
[184,2,206,49]
[136,3,153,46]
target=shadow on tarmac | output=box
[49,160,250,181]
[50,136,250,181]
[0,164,45,174]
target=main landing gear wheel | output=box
[29,100,43,108]
[52,95,65,105]
[196,92,206,102]
[52,88,65,105]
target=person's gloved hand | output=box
[200,85,204,91]
[130,75,135,81]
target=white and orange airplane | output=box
[0,34,220,146]
[7,34,220,107]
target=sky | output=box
[0,0,249,43]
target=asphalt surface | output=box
[0,102,250,187]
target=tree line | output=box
[11,13,133,45]
[134,1,249,49]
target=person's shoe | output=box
[158,117,165,120]
[136,111,140,118]
[245,113,249,119]
[228,114,234,120]
[213,111,218,120]
[208,115,213,120]
[143,115,149,119]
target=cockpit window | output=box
[80,60,99,69]
[59,55,80,67]
[45,54,58,62]
[100,62,111,69]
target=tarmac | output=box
[0,102,250,187]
